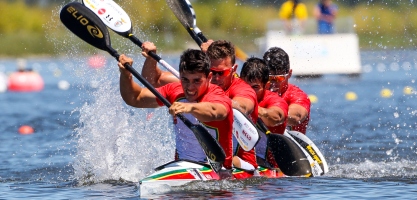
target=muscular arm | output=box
[141,42,179,87]
[231,97,255,116]
[287,104,309,126]
[258,106,285,127]
[169,102,228,122]
[118,54,160,108]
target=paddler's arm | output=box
[118,54,160,108]
[287,104,308,126]
[169,102,228,122]
[231,97,255,116]
[200,39,214,53]
[258,106,285,127]
[141,42,179,87]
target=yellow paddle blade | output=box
[235,46,248,61]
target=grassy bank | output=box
[0,0,416,57]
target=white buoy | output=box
[0,72,7,93]
[58,80,70,90]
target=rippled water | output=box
[1,50,417,199]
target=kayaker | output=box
[201,40,259,171]
[118,49,234,174]
[140,40,258,171]
[240,57,288,168]
[263,47,311,135]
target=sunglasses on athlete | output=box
[210,68,233,77]
[268,74,289,82]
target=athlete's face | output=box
[180,71,212,102]
[210,57,237,91]
[268,69,292,96]
[245,79,267,102]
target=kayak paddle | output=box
[165,0,248,61]
[81,0,179,78]
[285,130,329,175]
[256,119,311,176]
[256,118,322,176]
[82,0,260,151]
[59,2,225,172]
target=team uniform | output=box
[281,84,311,134]
[225,77,258,169]
[256,90,288,168]
[156,82,234,169]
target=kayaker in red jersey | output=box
[240,57,288,168]
[201,40,259,171]
[118,49,234,171]
[263,47,311,134]
[140,40,258,171]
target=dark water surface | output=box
[1,50,417,199]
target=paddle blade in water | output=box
[165,0,195,29]
[267,134,311,176]
[190,124,225,172]
[60,2,111,52]
[82,0,133,37]
[287,130,329,175]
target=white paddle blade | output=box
[283,131,323,177]
[287,130,329,174]
[82,0,132,34]
[232,108,260,151]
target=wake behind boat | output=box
[139,159,285,196]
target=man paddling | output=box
[201,40,259,171]
[140,40,258,171]
[240,57,288,168]
[118,49,234,173]
[263,47,311,134]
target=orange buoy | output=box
[8,71,44,92]
[88,55,106,69]
[18,125,34,135]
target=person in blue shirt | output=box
[313,0,338,34]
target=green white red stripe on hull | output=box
[139,160,285,196]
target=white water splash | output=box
[329,159,417,179]
[71,67,175,184]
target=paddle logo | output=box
[307,145,323,164]
[86,25,103,38]
[66,6,103,39]
[82,0,131,33]
[98,8,106,15]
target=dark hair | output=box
[240,57,269,85]
[206,40,236,65]
[179,49,211,76]
[263,47,290,74]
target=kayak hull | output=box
[139,160,284,195]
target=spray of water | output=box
[71,67,175,184]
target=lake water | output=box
[1,49,417,199]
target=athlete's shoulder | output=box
[288,84,307,94]
[229,77,257,99]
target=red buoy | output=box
[8,71,44,92]
[18,125,34,135]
